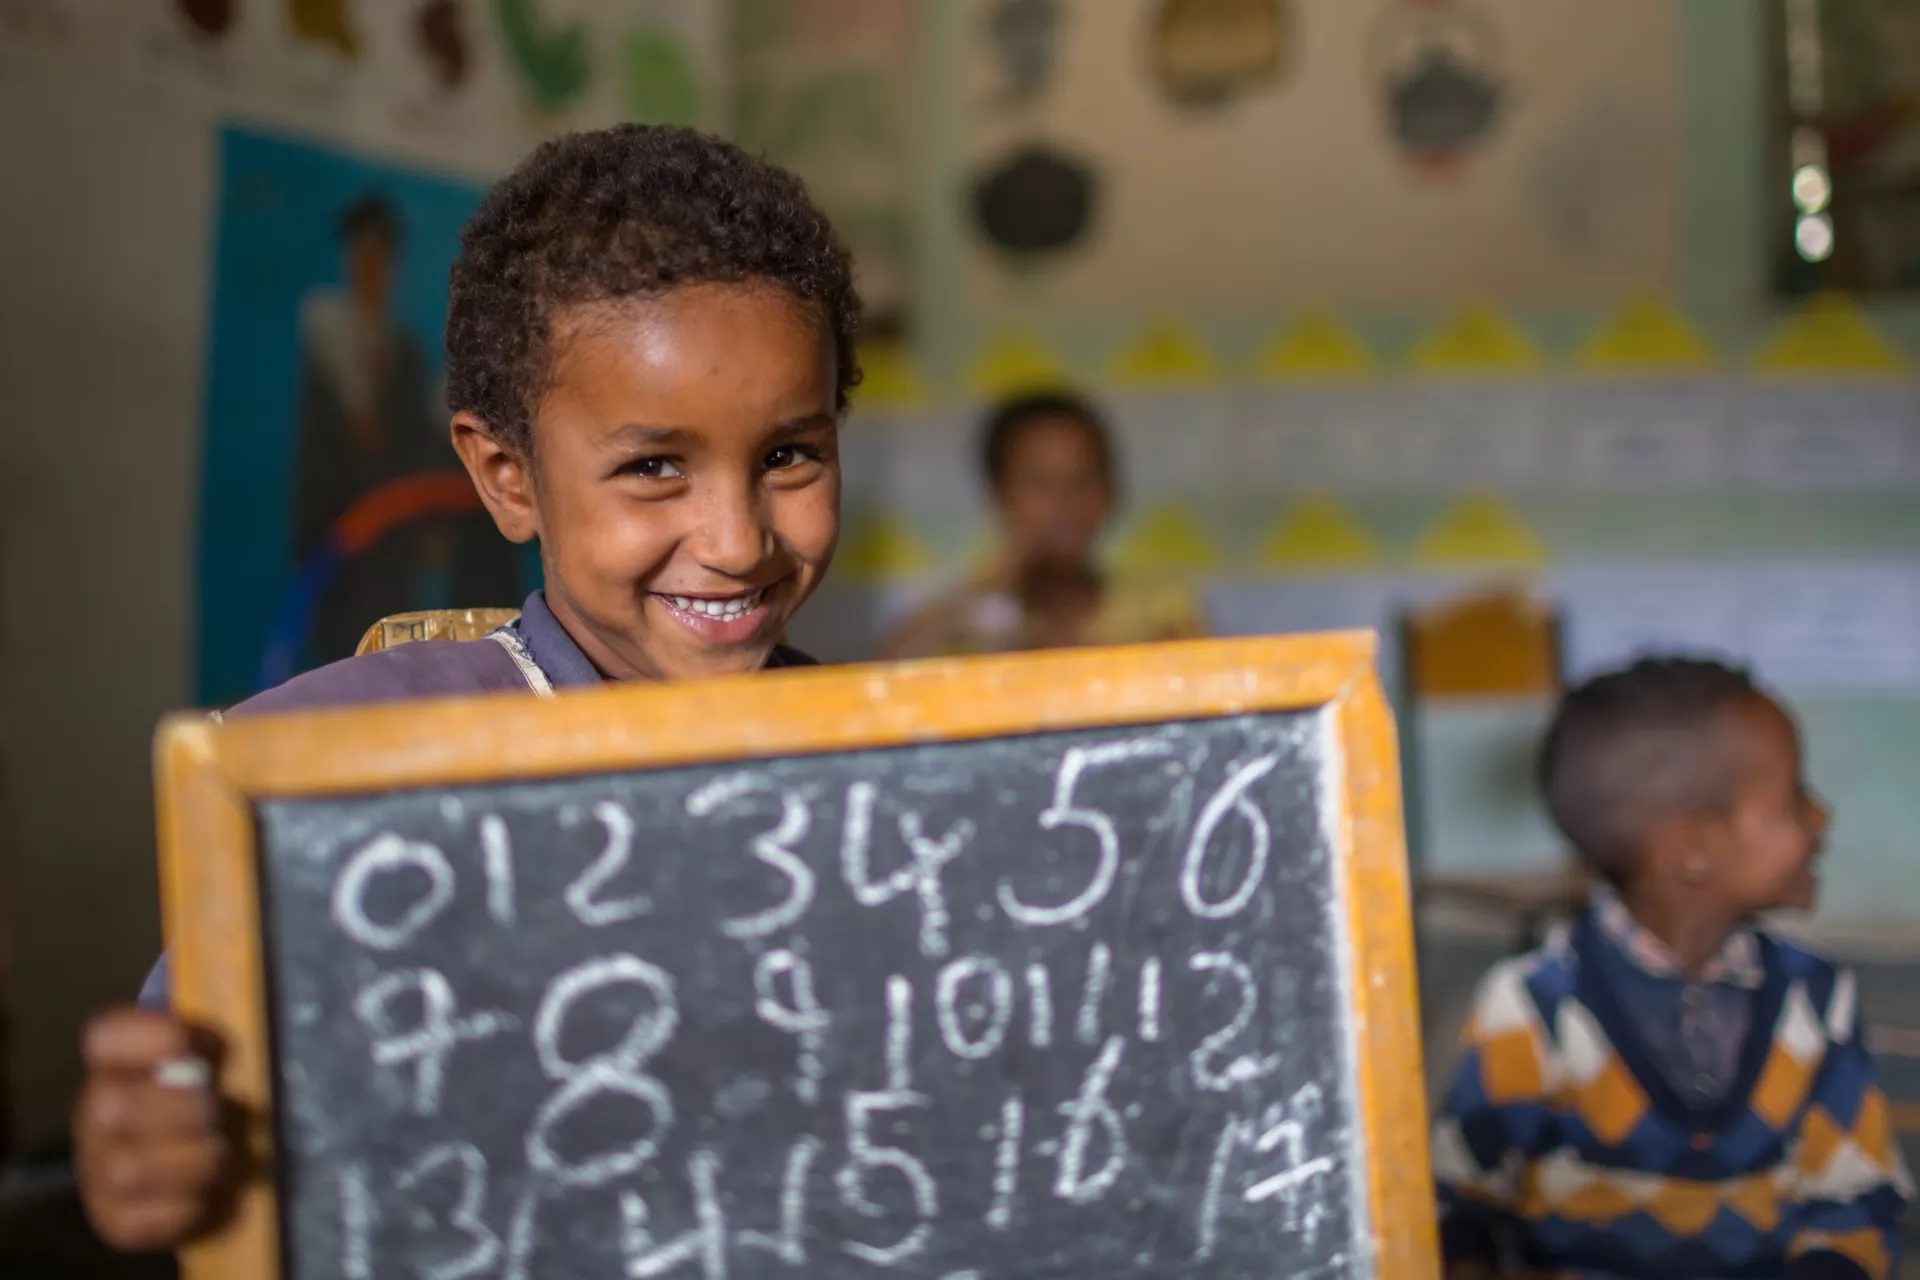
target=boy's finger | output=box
[81,1008,197,1077]
[80,1079,218,1140]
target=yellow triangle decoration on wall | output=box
[1575,299,1715,373]
[1111,504,1223,573]
[1257,497,1383,570]
[853,343,931,410]
[1751,294,1908,375]
[1412,495,1549,566]
[836,516,934,582]
[1108,323,1218,387]
[969,334,1073,398]
[1256,314,1378,381]
[1410,304,1543,376]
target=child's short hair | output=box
[979,390,1116,493]
[446,125,862,454]
[1537,655,1762,882]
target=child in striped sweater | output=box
[1433,657,1911,1279]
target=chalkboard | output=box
[154,635,1433,1280]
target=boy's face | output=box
[461,282,840,682]
[1708,695,1829,915]
[995,416,1111,569]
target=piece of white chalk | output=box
[153,1057,210,1090]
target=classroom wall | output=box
[792,0,1920,932]
[1,64,211,1149]
[3,0,1918,1151]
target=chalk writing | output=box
[688,777,815,941]
[1196,1084,1337,1262]
[331,834,453,950]
[1076,941,1113,1045]
[620,1150,728,1279]
[935,955,1013,1061]
[338,1163,373,1280]
[478,816,516,927]
[882,974,914,1092]
[563,802,653,927]
[526,954,677,1188]
[998,738,1172,927]
[838,1088,937,1265]
[754,949,830,1105]
[1025,962,1055,1049]
[1181,754,1280,920]
[396,1143,500,1280]
[262,712,1361,1277]
[737,1137,821,1265]
[1189,952,1281,1092]
[842,782,972,958]
[352,968,514,1115]
[1049,1035,1125,1208]
[1138,957,1163,1043]
[988,1093,1024,1231]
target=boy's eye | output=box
[765,444,820,471]
[624,456,682,480]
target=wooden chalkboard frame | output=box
[155,632,1434,1279]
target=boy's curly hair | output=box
[447,125,862,453]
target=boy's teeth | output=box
[666,590,761,620]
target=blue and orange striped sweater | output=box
[1432,910,1912,1279]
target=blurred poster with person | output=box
[293,194,451,663]
[197,125,528,706]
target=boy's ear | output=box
[450,412,538,544]
[1645,810,1724,886]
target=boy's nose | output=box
[1806,788,1832,834]
[692,489,772,577]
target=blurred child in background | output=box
[1433,657,1910,1280]
[883,390,1204,659]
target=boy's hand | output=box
[73,1007,231,1252]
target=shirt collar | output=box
[510,590,808,687]
[1590,884,1765,989]
[512,591,604,690]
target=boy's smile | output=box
[652,586,774,645]
[453,281,841,682]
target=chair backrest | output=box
[353,606,793,664]
[1402,588,1561,700]
[355,607,522,656]
[1396,586,1565,887]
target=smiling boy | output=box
[73,124,862,1253]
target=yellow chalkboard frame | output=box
[155,632,1434,1279]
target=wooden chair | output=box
[1398,588,1588,953]
[355,607,522,656]
[354,607,795,663]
